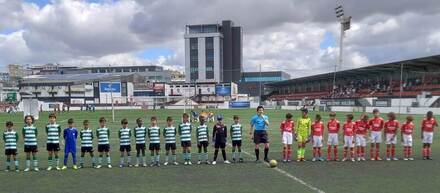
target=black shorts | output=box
[181,141,192,148]
[232,140,242,147]
[98,144,110,152]
[165,143,176,151]
[136,144,146,151]
[215,142,226,149]
[254,131,269,144]
[197,141,209,149]
[120,145,131,152]
[149,143,160,151]
[81,147,94,153]
[5,149,17,156]
[46,143,60,151]
[24,145,38,153]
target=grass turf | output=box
[0,109,439,193]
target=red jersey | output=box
[401,122,414,135]
[355,120,369,135]
[280,120,294,133]
[327,119,340,134]
[384,120,400,134]
[421,118,437,132]
[311,121,324,136]
[343,121,355,136]
[368,117,384,132]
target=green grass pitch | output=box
[0,109,439,193]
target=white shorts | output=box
[385,133,397,145]
[356,134,367,147]
[370,131,382,143]
[402,134,413,147]
[422,132,433,144]
[344,136,354,148]
[312,136,323,147]
[282,132,293,145]
[327,133,339,146]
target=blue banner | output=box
[100,82,121,93]
[215,85,231,96]
[229,101,250,108]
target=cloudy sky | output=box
[1,0,440,78]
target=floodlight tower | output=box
[332,1,351,97]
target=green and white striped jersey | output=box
[196,124,209,142]
[46,123,61,144]
[148,126,160,144]
[23,125,38,146]
[163,126,176,144]
[3,130,18,150]
[80,129,94,147]
[178,122,192,142]
[96,127,110,145]
[134,126,146,144]
[230,123,243,141]
[119,128,131,146]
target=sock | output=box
[313,147,316,158]
[370,146,374,158]
[343,148,347,158]
[172,154,177,162]
[282,147,287,160]
[55,156,60,167]
[408,147,412,157]
[6,159,10,169]
[14,160,19,169]
[350,148,354,158]
[391,145,396,158]
[80,156,85,165]
[264,147,269,160]
[143,155,147,164]
[327,146,332,159]
[232,151,236,160]
[92,156,96,165]
[375,148,380,159]
[33,158,38,168]
[428,147,431,157]
[136,156,140,164]
[26,159,31,168]
[423,147,427,157]
[205,152,209,161]
[297,148,302,159]
[106,156,111,164]
[238,150,243,159]
[198,153,202,161]
[48,156,53,167]
[287,149,291,159]
[188,151,191,161]
[317,148,321,157]
[127,156,132,164]
[151,155,155,163]
[386,146,390,158]
[255,149,260,160]
[333,146,338,159]
[214,150,219,161]
[98,156,103,164]
[120,156,124,165]
[222,149,227,161]
[155,155,160,163]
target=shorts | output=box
[344,136,354,148]
[81,147,94,153]
[254,131,269,144]
[5,149,17,156]
[149,143,160,151]
[165,143,177,151]
[356,134,367,147]
[215,142,226,149]
[136,144,146,151]
[24,145,38,153]
[402,134,413,147]
[98,144,110,152]
[422,132,433,144]
[385,133,397,145]
[370,131,382,143]
[120,145,132,152]
[296,134,308,143]
[282,132,293,145]
[327,133,339,146]
[181,141,192,148]
[232,140,242,147]
[312,136,323,147]
[46,143,60,151]
[197,141,209,149]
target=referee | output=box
[249,105,270,162]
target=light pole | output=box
[333,2,351,98]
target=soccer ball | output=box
[269,159,277,168]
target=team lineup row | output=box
[1,107,438,172]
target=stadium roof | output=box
[266,54,440,87]
[19,73,130,85]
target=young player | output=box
[179,113,193,165]
[368,109,384,161]
[295,108,311,162]
[134,118,147,167]
[45,113,62,171]
[119,118,132,167]
[148,117,161,166]
[421,111,438,160]
[401,116,414,160]
[342,114,356,162]
[96,117,111,169]
[249,106,270,162]
[196,115,210,165]
[311,114,325,162]
[23,115,39,172]
[384,112,399,161]
[163,116,178,165]
[3,121,19,172]
[231,115,244,163]
[212,115,230,165]
[62,118,78,170]
[355,114,369,161]
[327,112,340,161]
[79,120,96,168]
[280,113,294,162]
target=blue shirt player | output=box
[250,105,270,162]
[62,118,78,170]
